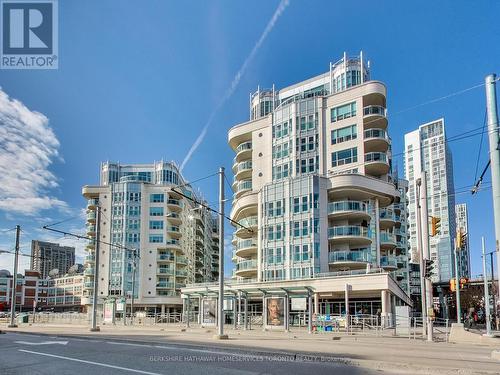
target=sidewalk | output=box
[3,323,500,374]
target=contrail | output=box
[180,0,290,171]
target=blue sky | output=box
[0,0,499,277]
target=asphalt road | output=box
[0,332,381,375]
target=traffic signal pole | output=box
[416,177,427,336]
[482,237,493,336]
[8,225,20,328]
[420,172,434,341]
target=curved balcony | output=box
[379,208,396,229]
[395,270,405,280]
[166,199,182,212]
[87,198,98,211]
[83,281,94,289]
[86,210,96,223]
[380,232,397,249]
[234,180,252,199]
[234,216,258,238]
[363,105,387,129]
[84,267,94,276]
[235,160,253,180]
[176,269,188,277]
[231,192,258,222]
[157,253,175,262]
[86,224,96,236]
[328,201,370,220]
[328,249,371,270]
[166,212,182,225]
[157,268,174,276]
[328,226,371,246]
[380,255,397,270]
[235,141,252,163]
[364,129,389,152]
[365,152,390,176]
[86,239,95,250]
[235,238,257,258]
[235,259,258,278]
[176,256,188,266]
[167,226,181,238]
[84,254,95,264]
[160,240,181,251]
[156,282,175,289]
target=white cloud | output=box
[0,88,68,216]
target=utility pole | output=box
[482,237,493,336]
[90,206,101,332]
[485,74,500,309]
[421,171,434,341]
[416,177,427,336]
[130,249,136,325]
[8,225,20,328]
[215,167,227,339]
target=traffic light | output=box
[450,278,456,292]
[424,259,435,278]
[459,277,468,289]
[430,217,441,237]
[455,228,467,249]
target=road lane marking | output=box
[15,340,68,346]
[18,349,164,375]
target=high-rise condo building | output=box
[184,52,411,322]
[455,203,471,278]
[31,240,75,279]
[82,161,219,314]
[404,118,456,282]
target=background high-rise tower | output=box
[404,118,456,282]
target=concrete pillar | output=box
[238,291,242,326]
[381,290,392,328]
[161,304,165,315]
[314,293,319,315]
[307,292,313,334]
[186,297,190,327]
[262,294,267,331]
[284,294,289,332]
[244,294,248,330]
[233,295,238,329]
[375,199,381,267]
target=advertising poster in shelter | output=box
[266,297,284,326]
[202,298,217,325]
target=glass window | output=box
[331,102,357,122]
[149,220,163,230]
[149,235,163,243]
[150,207,164,216]
[150,194,164,203]
[331,124,357,144]
[293,198,300,213]
[331,147,358,167]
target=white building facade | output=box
[82,161,219,314]
[223,53,410,317]
[404,118,456,282]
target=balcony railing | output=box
[167,199,180,206]
[236,259,257,271]
[365,152,388,163]
[380,255,397,268]
[156,282,175,288]
[363,105,386,117]
[158,253,175,261]
[328,226,369,238]
[328,201,367,215]
[237,216,258,228]
[176,256,188,264]
[237,160,252,173]
[236,141,252,154]
[236,239,257,250]
[236,180,252,194]
[328,249,371,263]
[157,268,174,275]
[364,128,388,140]
[380,232,396,244]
